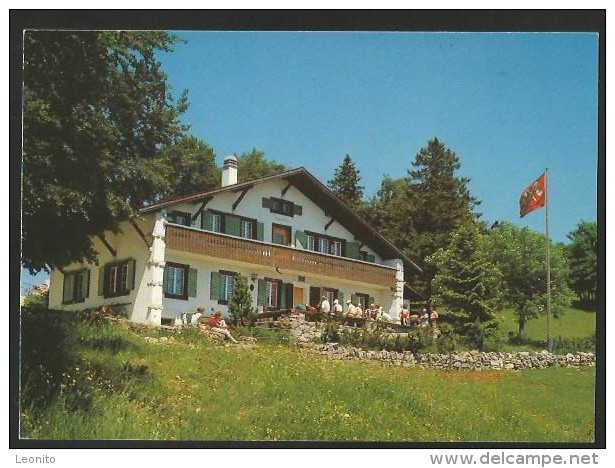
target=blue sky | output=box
[21,31,599,293]
[160,31,598,241]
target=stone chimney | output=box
[221,154,238,187]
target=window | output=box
[264,197,301,217]
[220,273,235,302]
[211,213,222,233]
[272,224,291,246]
[265,280,279,308]
[62,269,90,304]
[241,219,255,239]
[331,240,343,257]
[100,259,135,298]
[164,262,189,300]
[168,210,191,226]
[211,270,236,304]
[305,231,345,257]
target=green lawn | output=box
[20,309,597,443]
[496,306,596,341]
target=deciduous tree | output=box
[566,221,597,308]
[23,30,188,272]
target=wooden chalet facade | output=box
[48,157,421,325]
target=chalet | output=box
[48,156,422,325]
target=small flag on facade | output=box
[519,172,546,218]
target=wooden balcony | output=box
[165,225,397,288]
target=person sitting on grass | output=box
[208,311,239,343]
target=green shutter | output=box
[280,282,288,308]
[225,215,241,236]
[62,273,74,304]
[188,268,198,297]
[163,266,169,293]
[257,279,266,306]
[203,210,214,230]
[98,267,106,296]
[366,253,376,263]
[256,222,264,241]
[127,259,136,291]
[210,272,221,300]
[351,294,358,305]
[337,291,344,304]
[369,296,375,306]
[295,231,307,249]
[346,242,360,259]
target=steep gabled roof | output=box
[141,167,422,273]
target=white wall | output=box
[48,216,154,318]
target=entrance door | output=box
[293,286,304,307]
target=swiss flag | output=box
[519,172,546,218]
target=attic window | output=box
[168,210,191,226]
[263,197,302,217]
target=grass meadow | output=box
[19,308,597,443]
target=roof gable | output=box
[141,167,421,272]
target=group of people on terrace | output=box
[318,296,438,327]
[399,305,439,328]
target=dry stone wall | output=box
[254,312,596,371]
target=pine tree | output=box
[228,275,255,326]
[427,221,503,350]
[327,154,364,210]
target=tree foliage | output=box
[327,154,364,210]
[163,135,220,197]
[566,221,597,307]
[427,221,503,350]
[405,137,481,266]
[363,138,481,300]
[483,221,573,337]
[23,30,188,273]
[236,149,288,183]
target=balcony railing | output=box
[165,225,397,288]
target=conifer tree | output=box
[427,222,503,350]
[327,154,364,210]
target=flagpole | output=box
[545,168,552,352]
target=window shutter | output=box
[98,267,106,296]
[163,266,169,293]
[262,197,271,208]
[83,270,91,300]
[285,283,294,308]
[257,279,266,306]
[345,242,360,259]
[295,231,307,249]
[293,204,302,216]
[369,296,375,306]
[127,259,136,291]
[351,294,358,305]
[62,273,74,304]
[337,291,344,304]
[188,268,198,297]
[366,253,376,263]
[202,210,214,230]
[225,215,241,236]
[256,222,264,241]
[210,272,221,300]
[309,286,321,308]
